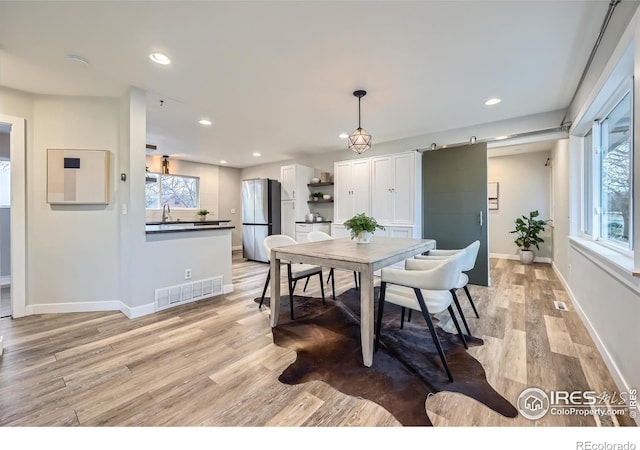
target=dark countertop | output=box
[295,221,333,224]
[145,223,235,234]
[146,219,231,226]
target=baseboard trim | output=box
[551,262,638,426]
[490,252,552,264]
[232,245,242,251]
[223,283,234,294]
[29,300,125,316]
[121,302,156,319]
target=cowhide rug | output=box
[256,287,517,426]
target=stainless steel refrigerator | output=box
[242,178,281,262]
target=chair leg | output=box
[414,288,453,382]
[407,309,412,323]
[400,307,406,329]
[327,268,333,284]
[318,272,325,305]
[354,271,359,290]
[303,277,309,292]
[330,268,336,300]
[375,282,387,352]
[287,264,295,320]
[450,289,472,337]
[259,268,270,309]
[447,305,468,349]
[464,285,480,318]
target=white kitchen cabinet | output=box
[371,152,417,225]
[295,222,331,243]
[334,152,421,239]
[334,159,370,223]
[280,164,315,237]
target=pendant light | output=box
[162,155,170,174]
[348,90,372,154]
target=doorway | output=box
[0,127,10,317]
[0,114,26,319]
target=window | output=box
[582,82,633,251]
[145,173,199,209]
[0,160,9,207]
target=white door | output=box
[334,161,353,223]
[280,165,296,200]
[370,155,393,223]
[281,200,296,238]
[351,159,371,216]
[392,153,415,224]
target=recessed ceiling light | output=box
[149,52,171,65]
[219,160,227,164]
[199,119,212,126]
[252,152,261,157]
[339,133,349,139]
[67,54,89,65]
[485,98,501,106]
[495,135,509,140]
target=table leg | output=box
[360,267,374,367]
[270,255,280,327]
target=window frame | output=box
[580,76,634,256]
[145,172,201,210]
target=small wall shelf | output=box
[307,182,334,187]
[308,199,333,203]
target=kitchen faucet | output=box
[162,203,172,222]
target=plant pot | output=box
[520,249,534,264]
[355,231,372,244]
[199,216,206,222]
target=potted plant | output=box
[197,209,210,221]
[343,213,385,244]
[510,210,548,264]
[311,192,323,201]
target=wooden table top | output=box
[272,236,436,265]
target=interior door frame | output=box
[0,114,27,318]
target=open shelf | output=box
[307,182,334,187]
[307,199,333,203]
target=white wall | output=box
[487,150,553,259]
[30,95,121,306]
[552,9,640,403]
[218,166,242,248]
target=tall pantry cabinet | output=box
[332,152,421,239]
[280,164,314,238]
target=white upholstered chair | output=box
[307,230,359,298]
[374,252,467,382]
[259,234,327,320]
[415,240,481,320]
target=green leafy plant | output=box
[311,192,324,199]
[510,210,548,250]
[197,209,210,217]
[343,213,385,239]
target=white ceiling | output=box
[0,1,622,168]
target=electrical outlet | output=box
[185,269,192,280]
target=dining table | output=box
[268,236,437,367]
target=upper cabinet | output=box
[334,151,421,238]
[371,153,416,225]
[334,159,371,223]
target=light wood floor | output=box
[0,253,634,426]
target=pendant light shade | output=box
[348,90,371,154]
